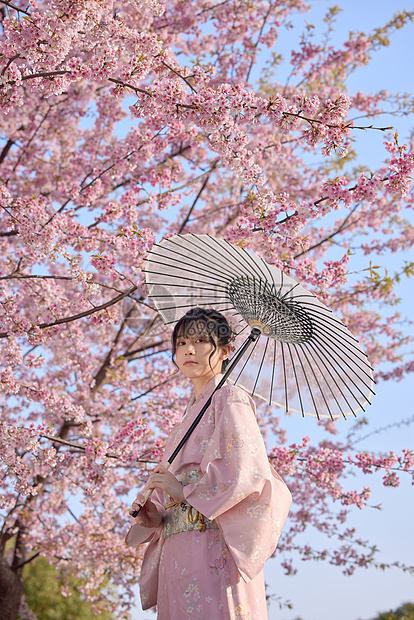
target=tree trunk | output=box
[0,556,24,620]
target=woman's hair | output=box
[171,308,233,372]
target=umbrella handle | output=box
[131,462,172,518]
[131,487,153,517]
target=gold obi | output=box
[163,469,219,540]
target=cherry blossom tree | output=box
[0,0,413,618]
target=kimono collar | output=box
[186,373,227,414]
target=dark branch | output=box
[0,0,30,15]
[0,285,137,339]
[91,318,128,395]
[20,70,68,81]
[160,60,196,93]
[294,203,361,258]
[282,111,393,132]
[13,552,40,570]
[0,138,15,164]
[177,164,217,234]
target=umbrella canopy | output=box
[145,233,375,420]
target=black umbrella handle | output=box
[131,328,261,517]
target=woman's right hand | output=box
[129,495,163,528]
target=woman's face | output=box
[174,328,227,382]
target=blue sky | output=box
[128,1,414,618]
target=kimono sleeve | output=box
[183,385,292,582]
[125,488,165,610]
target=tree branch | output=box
[0,138,15,164]
[90,318,128,395]
[160,60,196,93]
[107,77,151,97]
[125,345,169,361]
[40,434,157,463]
[135,166,221,208]
[0,285,137,339]
[282,111,393,132]
[0,0,30,15]
[294,203,361,258]
[13,552,39,570]
[107,77,196,109]
[0,273,74,281]
[129,376,176,402]
[245,8,271,84]
[177,162,218,234]
[20,70,68,81]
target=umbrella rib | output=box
[300,341,353,418]
[232,336,261,385]
[269,338,277,406]
[304,315,374,373]
[280,280,301,302]
[299,304,353,332]
[226,310,249,331]
[315,321,372,370]
[313,335,372,375]
[145,261,232,285]
[309,326,374,381]
[274,295,373,369]
[308,337,374,406]
[160,303,237,323]
[231,321,250,338]
[288,293,327,300]
[154,237,239,281]
[147,281,231,295]
[293,342,338,420]
[232,239,273,283]
[290,294,374,355]
[145,267,230,287]
[286,343,309,418]
[297,302,356,332]
[299,304,374,355]
[149,247,232,279]
[176,234,243,281]
[252,337,269,399]
[204,234,268,283]
[258,254,280,295]
[149,293,231,300]
[279,270,285,300]
[280,342,289,413]
[313,331,375,397]
[293,343,335,420]
[253,276,258,318]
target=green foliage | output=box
[20,556,115,620]
[370,602,414,620]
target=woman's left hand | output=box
[146,465,185,502]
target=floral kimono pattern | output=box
[125,375,292,619]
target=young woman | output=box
[126,308,292,619]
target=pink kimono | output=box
[125,375,292,619]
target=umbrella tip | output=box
[249,326,262,341]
